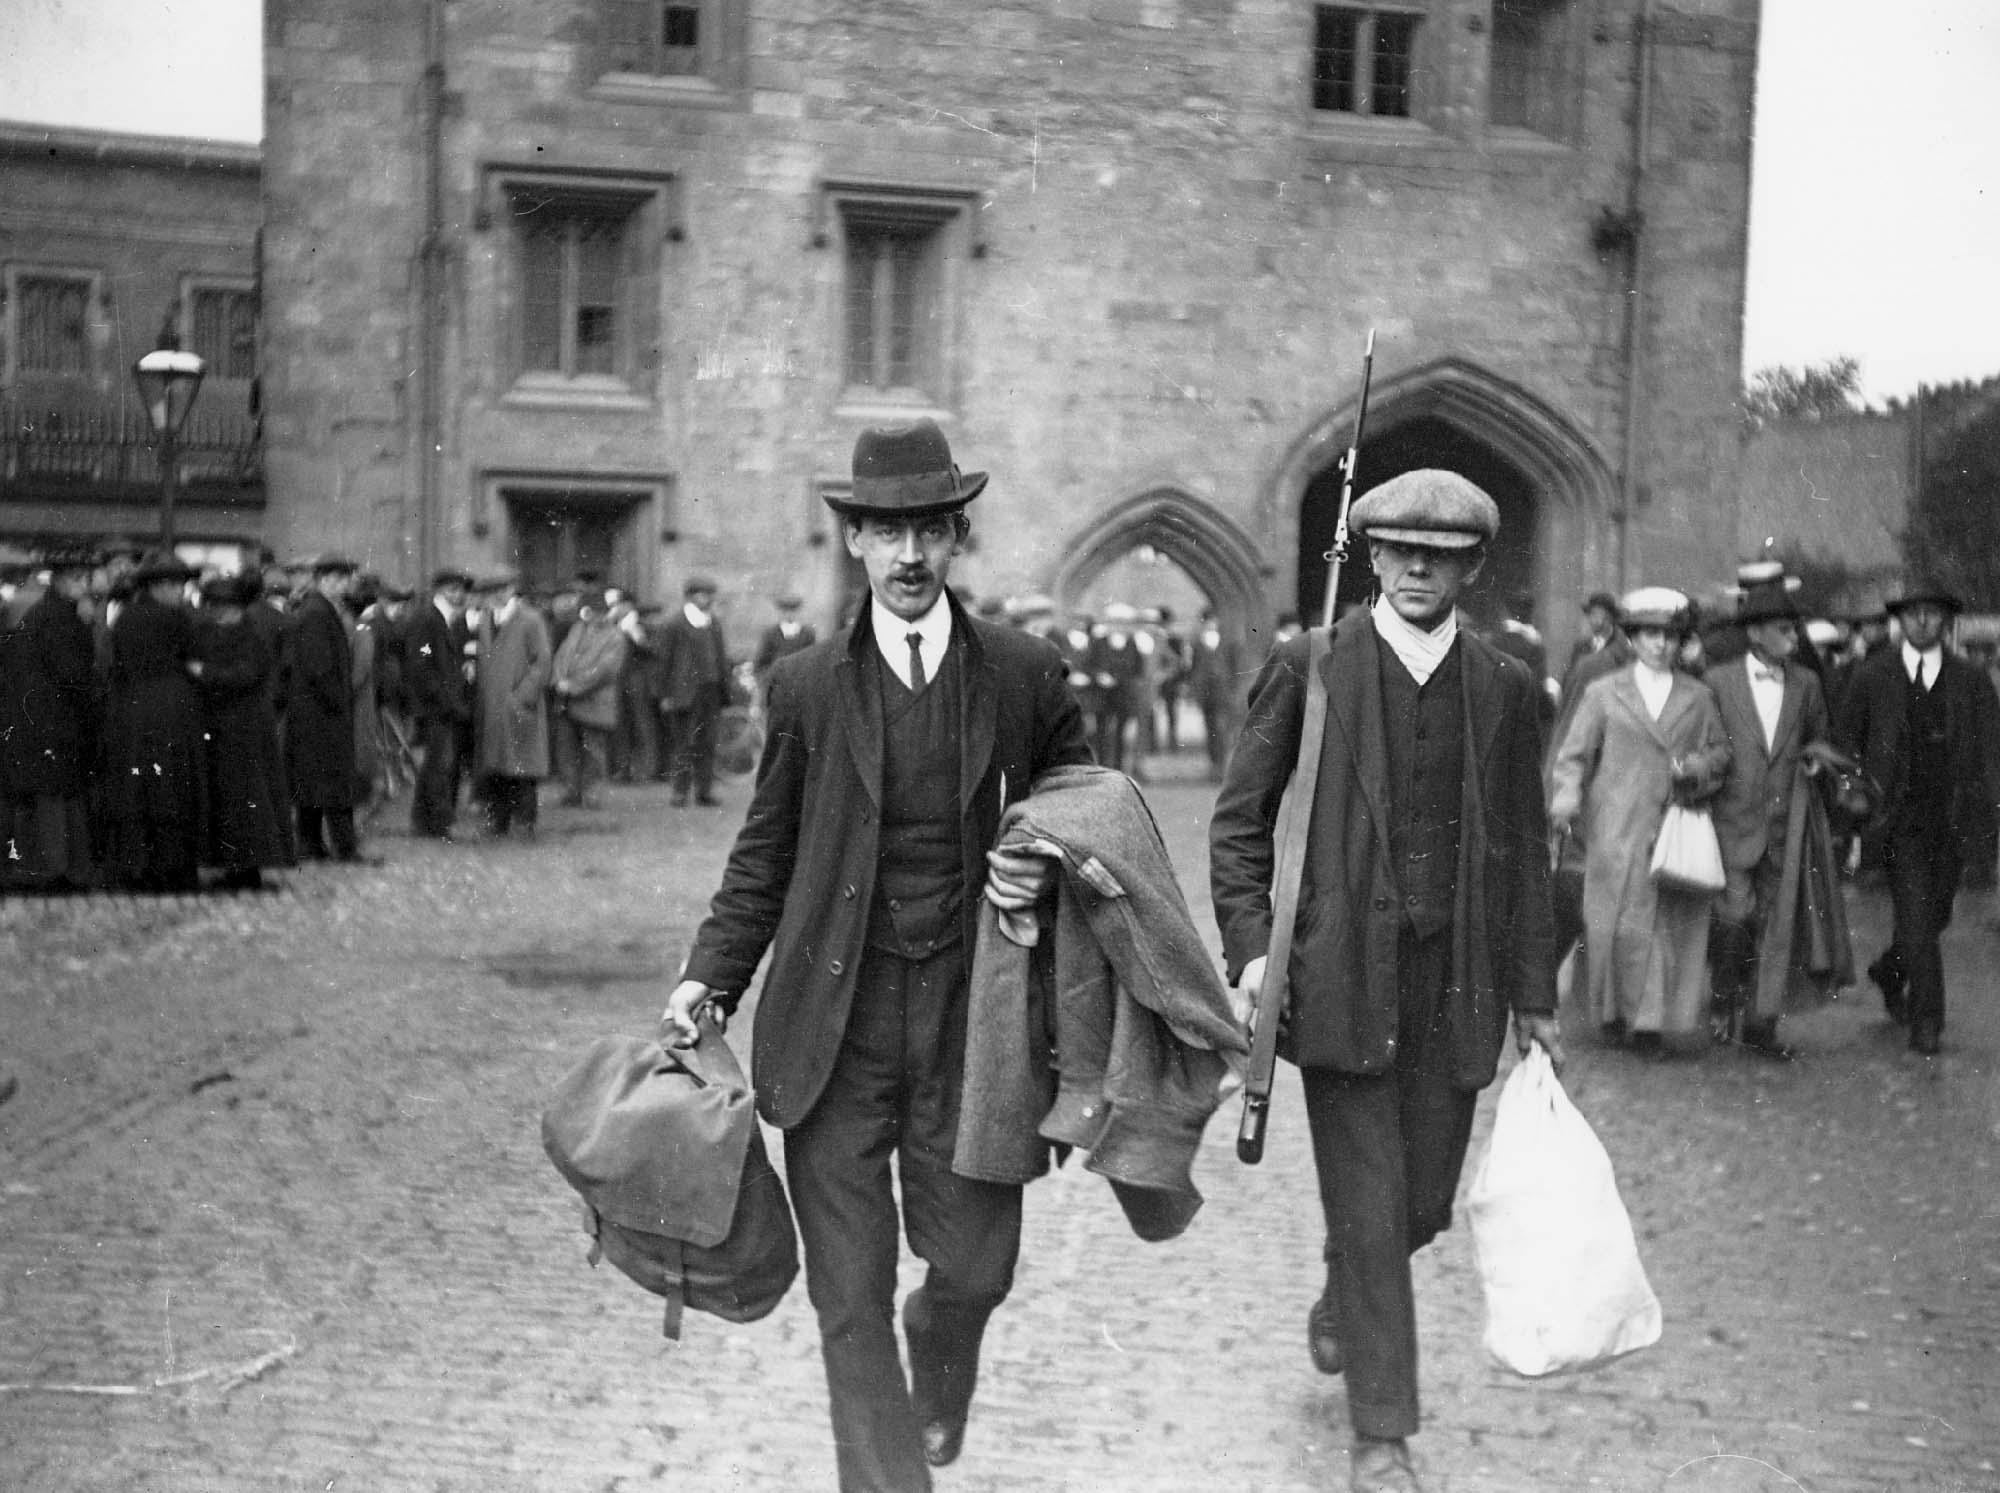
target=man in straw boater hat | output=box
[1705,562,1854,1061]
[1835,575,1996,1056]
[1210,470,1563,1492]
[663,418,1089,1491]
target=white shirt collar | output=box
[870,592,953,689]
[683,601,711,628]
[1370,594,1457,686]
[1902,639,1942,682]
[1633,659,1675,719]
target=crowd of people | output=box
[0,545,758,895]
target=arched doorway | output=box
[1052,485,1266,645]
[1273,357,1618,646]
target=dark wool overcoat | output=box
[681,597,1091,1130]
[8,592,98,798]
[405,600,473,725]
[1209,619,1557,1088]
[284,591,359,809]
[194,614,297,869]
[101,592,207,868]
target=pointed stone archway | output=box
[1269,357,1618,641]
[1052,484,1267,645]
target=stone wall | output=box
[261,0,1761,657]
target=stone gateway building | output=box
[262,0,1758,658]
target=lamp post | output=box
[132,338,206,549]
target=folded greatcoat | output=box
[953,763,1248,1241]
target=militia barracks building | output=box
[257,0,1758,655]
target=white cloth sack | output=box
[1649,802,1726,893]
[1466,1046,1662,1376]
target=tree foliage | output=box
[1741,357,1863,430]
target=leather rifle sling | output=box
[1238,624,1333,1162]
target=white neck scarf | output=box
[1370,594,1457,685]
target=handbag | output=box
[1649,801,1725,894]
[1467,1047,1663,1377]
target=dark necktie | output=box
[907,631,926,692]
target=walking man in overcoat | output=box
[286,555,367,863]
[1209,470,1562,1493]
[472,570,552,839]
[1836,578,1998,1055]
[406,567,475,840]
[655,575,731,806]
[663,418,1089,1492]
[1707,567,1852,1060]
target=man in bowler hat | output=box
[664,418,1089,1491]
[1836,578,1997,1054]
[1210,470,1562,1492]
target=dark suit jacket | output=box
[284,591,357,808]
[1835,646,1997,835]
[656,609,730,713]
[1210,619,1556,1087]
[683,595,1090,1129]
[405,599,473,724]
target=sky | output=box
[2,0,1996,404]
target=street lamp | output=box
[132,337,206,549]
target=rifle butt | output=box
[1236,1093,1269,1165]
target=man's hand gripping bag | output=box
[1467,1046,1661,1376]
[543,1021,798,1339]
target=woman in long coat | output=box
[193,574,296,889]
[101,554,207,892]
[2,557,101,889]
[1550,587,1731,1049]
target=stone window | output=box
[1490,0,1576,138]
[594,0,746,102]
[483,166,675,401]
[825,182,980,411]
[188,283,257,382]
[10,270,95,378]
[1313,6,1424,119]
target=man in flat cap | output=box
[1210,469,1562,1493]
[654,575,731,806]
[752,589,817,697]
[1835,577,1997,1055]
[407,567,476,839]
[663,418,1089,1491]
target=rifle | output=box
[1237,330,1376,1165]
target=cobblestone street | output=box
[2,772,1996,1492]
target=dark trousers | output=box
[783,942,1023,1493]
[663,697,720,801]
[411,716,463,837]
[296,806,359,861]
[1300,928,1477,1442]
[1711,853,1783,1041]
[1877,822,1961,1031]
[1093,707,1130,772]
[482,775,539,835]
[557,718,611,804]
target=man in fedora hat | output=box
[1835,577,1996,1055]
[663,417,1089,1491]
[1706,565,1853,1060]
[1210,469,1562,1493]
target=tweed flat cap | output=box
[310,552,359,575]
[1350,469,1499,550]
[432,566,474,590]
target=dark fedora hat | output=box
[828,418,987,520]
[1884,576,1963,615]
[432,566,475,590]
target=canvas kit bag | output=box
[542,1019,798,1339]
